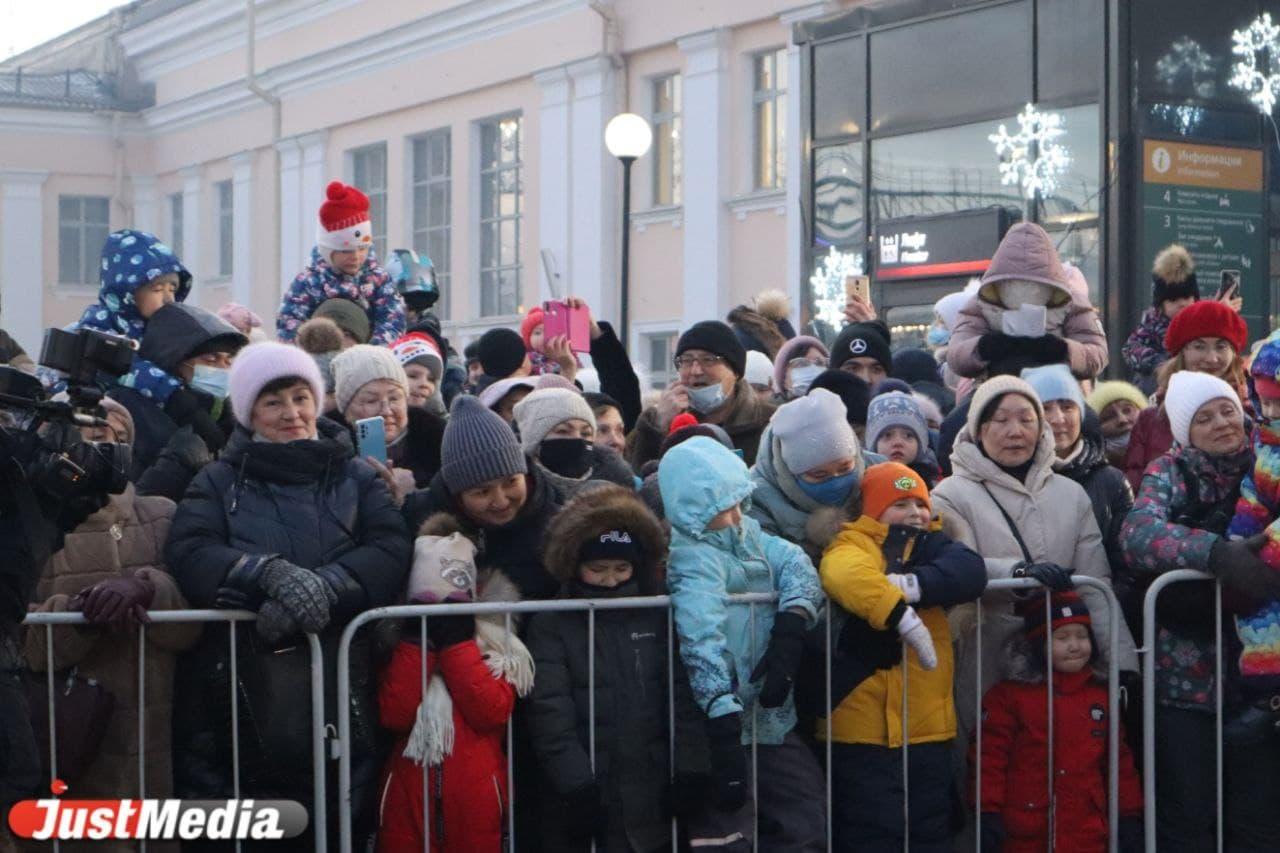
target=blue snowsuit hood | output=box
[79,230,191,338]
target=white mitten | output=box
[885,573,921,603]
[896,606,937,671]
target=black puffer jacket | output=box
[164,419,410,831]
[404,460,563,601]
[1055,421,1133,582]
[326,405,446,488]
[526,486,710,852]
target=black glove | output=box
[749,610,808,708]
[666,773,710,820]
[977,333,1019,363]
[1208,535,1280,604]
[164,387,227,453]
[78,574,155,626]
[1118,816,1144,853]
[258,558,337,633]
[256,598,300,643]
[562,782,606,841]
[1014,561,1074,592]
[705,713,748,813]
[979,813,1005,853]
[426,613,476,649]
[1024,334,1068,363]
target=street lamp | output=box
[605,112,653,349]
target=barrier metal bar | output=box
[1139,569,1216,853]
[334,593,777,853]
[22,609,327,853]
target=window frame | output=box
[650,73,683,207]
[168,192,184,258]
[57,194,111,286]
[476,113,524,318]
[411,128,452,319]
[348,142,389,262]
[752,47,788,191]
[215,179,233,278]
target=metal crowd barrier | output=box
[332,577,1124,853]
[20,609,329,853]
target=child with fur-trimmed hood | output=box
[1122,244,1201,396]
[947,223,1108,381]
[526,485,710,851]
[376,514,534,853]
[971,592,1142,853]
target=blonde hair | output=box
[1155,349,1246,400]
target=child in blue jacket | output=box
[277,181,405,346]
[659,435,827,850]
[76,229,191,404]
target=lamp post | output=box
[605,112,653,350]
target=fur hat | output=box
[1165,371,1242,447]
[1164,299,1247,357]
[296,316,345,395]
[228,342,326,430]
[543,485,666,593]
[1151,244,1199,307]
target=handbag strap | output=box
[980,482,1033,565]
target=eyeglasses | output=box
[674,354,727,371]
[788,356,828,369]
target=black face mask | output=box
[571,578,640,599]
[539,437,594,479]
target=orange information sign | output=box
[1142,139,1263,192]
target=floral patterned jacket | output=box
[1121,307,1170,396]
[1120,444,1253,710]
[277,247,405,345]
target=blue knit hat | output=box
[865,391,928,455]
[1021,364,1085,411]
[441,395,528,494]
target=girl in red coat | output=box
[972,592,1143,853]
[376,517,534,853]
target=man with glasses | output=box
[626,320,775,469]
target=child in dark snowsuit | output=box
[1121,243,1200,396]
[526,485,710,852]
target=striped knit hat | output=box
[441,395,528,494]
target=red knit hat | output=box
[316,181,373,253]
[1018,590,1091,639]
[521,306,545,350]
[1164,299,1247,357]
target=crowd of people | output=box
[3,179,1280,853]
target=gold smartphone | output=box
[845,275,871,303]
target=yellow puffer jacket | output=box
[818,515,981,747]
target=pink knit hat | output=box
[228,342,327,430]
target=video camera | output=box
[0,327,134,503]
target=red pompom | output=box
[669,412,699,435]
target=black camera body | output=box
[0,328,134,504]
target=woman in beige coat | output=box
[930,375,1138,742]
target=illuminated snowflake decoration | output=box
[988,104,1070,200]
[1230,13,1280,113]
[809,246,863,330]
[1155,37,1217,98]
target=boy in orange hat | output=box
[819,461,987,850]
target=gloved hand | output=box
[666,773,710,820]
[563,782,606,841]
[895,607,938,670]
[256,598,300,643]
[426,613,476,649]
[1023,333,1068,363]
[977,333,1020,363]
[258,558,337,634]
[1014,561,1074,592]
[77,574,155,627]
[705,713,747,812]
[749,610,808,708]
[164,387,226,453]
[979,813,1006,853]
[1208,535,1280,603]
[885,573,922,603]
[1118,815,1144,853]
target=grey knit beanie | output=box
[512,387,596,455]
[769,387,860,474]
[441,395,528,494]
[866,391,929,455]
[332,344,409,414]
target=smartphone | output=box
[845,275,871,303]
[1219,269,1241,301]
[542,300,592,353]
[355,416,387,465]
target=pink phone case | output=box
[542,301,591,353]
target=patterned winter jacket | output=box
[77,230,192,403]
[277,247,405,345]
[1121,307,1170,396]
[1226,417,1280,678]
[659,436,824,746]
[1120,444,1253,709]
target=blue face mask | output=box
[795,470,859,506]
[190,364,230,401]
[926,325,951,347]
[687,382,728,414]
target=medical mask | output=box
[1104,433,1131,456]
[687,382,728,414]
[926,325,951,347]
[795,470,859,506]
[789,364,824,395]
[190,365,230,401]
[539,438,594,479]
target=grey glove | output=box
[256,598,299,643]
[259,558,336,634]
